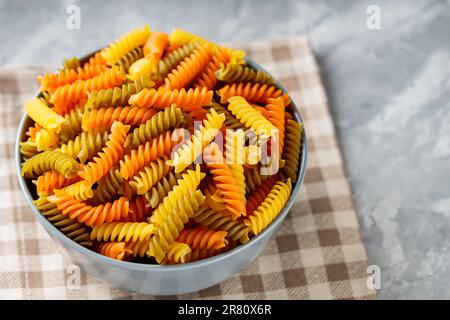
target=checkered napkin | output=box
[0,35,376,300]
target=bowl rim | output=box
[15,55,308,271]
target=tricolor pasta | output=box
[20,25,304,264]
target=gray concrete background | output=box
[1,0,450,299]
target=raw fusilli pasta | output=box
[124,104,184,148]
[244,179,292,235]
[204,143,246,219]
[152,43,198,80]
[218,82,289,105]
[177,227,228,250]
[192,208,251,244]
[129,87,212,111]
[82,106,156,131]
[101,25,151,65]
[22,150,80,179]
[282,120,303,182]
[227,96,277,138]
[95,242,132,261]
[48,190,130,226]
[58,131,109,163]
[34,195,92,247]
[162,242,192,264]
[79,121,129,183]
[164,43,211,89]
[215,63,274,85]
[21,25,303,265]
[91,222,154,242]
[119,133,175,180]
[25,98,67,133]
[168,108,225,173]
[86,74,154,109]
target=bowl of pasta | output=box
[15,25,307,295]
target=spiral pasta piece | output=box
[244,179,292,235]
[129,156,171,194]
[122,104,182,149]
[129,87,212,111]
[58,131,109,163]
[79,121,129,183]
[33,171,78,196]
[20,140,39,160]
[101,25,151,65]
[82,107,156,131]
[96,242,132,261]
[90,222,154,242]
[50,67,125,109]
[143,31,168,60]
[168,28,212,47]
[119,133,176,180]
[148,189,205,263]
[169,108,225,173]
[210,103,245,131]
[252,104,269,119]
[192,207,251,244]
[84,52,107,68]
[117,47,144,73]
[118,181,134,200]
[143,171,182,208]
[282,119,302,182]
[152,43,198,80]
[62,180,94,200]
[188,249,219,262]
[90,167,125,205]
[39,91,52,106]
[48,190,130,226]
[161,242,191,264]
[34,195,92,247]
[227,96,277,138]
[126,240,150,258]
[128,196,150,222]
[35,128,59,151]
[218,82,289,105]
[215,63,274,85]
[186,108,208,122]
[188,240,237,262]
[164,43,211,89]
[21,150,80,179]
[38,64,106,90]
[62,57,81,71]
[86,74,154,109]
[245,176,277,215]
[25,98,67,133]
[193,47,230,90]
[204,185,229,215]
[168,29,245,65]
[265,97,286,153]
[225,130,246,204]
[204,143,246,219]
[245,165,269,194]
[60,108,83,143]
[149,166,205,227]
[177,227,227,250]
[26,123,42,140]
